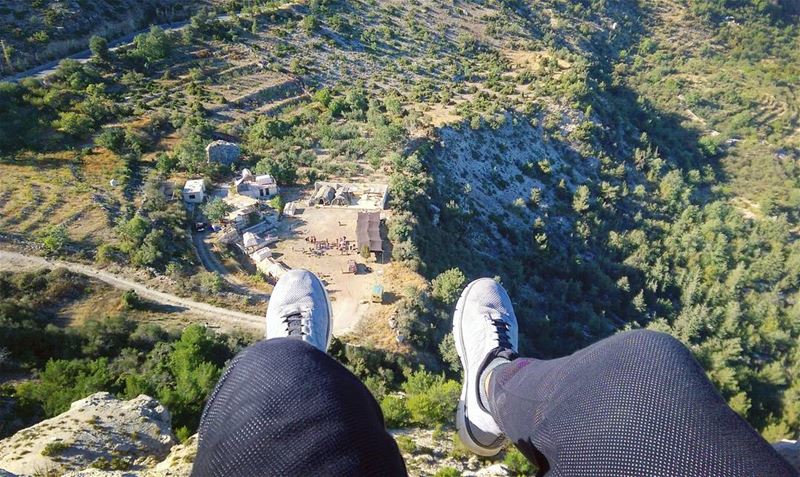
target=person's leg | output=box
[192,338,406,476]
[192,269,406,476]
[487,329,798,477]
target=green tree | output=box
[380,394,410,428]
[255,153,297,185]
[269,195,286,218]
[120,290,142,310]
[202,198,232,223]
[133,26,171,64]
[117,214,150,253]
[89,35,109,61]
[314,87,333,107]
[301,15,319,33]
[158,325,224,431]
[401,370,460,427]
[53,111,93,137]
[572,184,590,214]
[431,268,466,305]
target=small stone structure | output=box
[205,140,241,166]
[234,168,278,199]
[182,179,205,203]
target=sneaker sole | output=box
[309,271,334,352]
[453,278,504,457]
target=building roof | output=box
[251,247,272,262]
[255,174,275,185]
[183,179,205,193]
[242,232,260,248]
[356,211,383,252]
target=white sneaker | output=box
[265,269,332,352]
[453,278,519,456]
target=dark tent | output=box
[356,211,382,252]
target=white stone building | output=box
[235,169,278,200]
[182,179,205,203]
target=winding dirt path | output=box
[0,249,263,330]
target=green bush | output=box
[41,441,69,456]
[380,394,410,428]
[133,26,171,63]
[120,290,142,310]
[431,268,466,305]
[434,468,461,477]
[39,225,68,254]
[402,370,460,427]
[53,111,94,137]
[504,447,536,476]
[89,35,109,61]
[202,198,232,223]
[395,434,416,454]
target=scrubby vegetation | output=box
[0,268,249,438]
[1,0,799,460]
[382,0,800,443]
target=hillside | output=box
[1,0,799,473]
[0,0,221,76]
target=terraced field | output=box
[0,150,122,247]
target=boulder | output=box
[205,141,240,166]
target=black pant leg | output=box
[488,329,797,477]
[192,338,407,477]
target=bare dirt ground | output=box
[270,194,389,336]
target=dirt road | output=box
[0,249,263,330]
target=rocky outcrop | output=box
[205,141,241,166]
[390,428,511,476]
[0,393,175,476]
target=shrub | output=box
[89,35,109,61]
[434,468,461,477]
[301,15,319,33]
[53,111,93,137]
[431,268,466,305]
[91,457,131,470]
[402,370,460,427]
[395,434,417,454]
[504,447,537,476]
[95,127,127,153]
[39,225,68,254]
[380,394,410,428]
[448,432,471,459]
[175,426,192,443]
[120,290,142,310]
[133,26,171,63]
[196,272,224,294]
[313,87,333,107]
[41,441,69,456]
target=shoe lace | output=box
[280,307,310,337]
[487,312,511,348]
